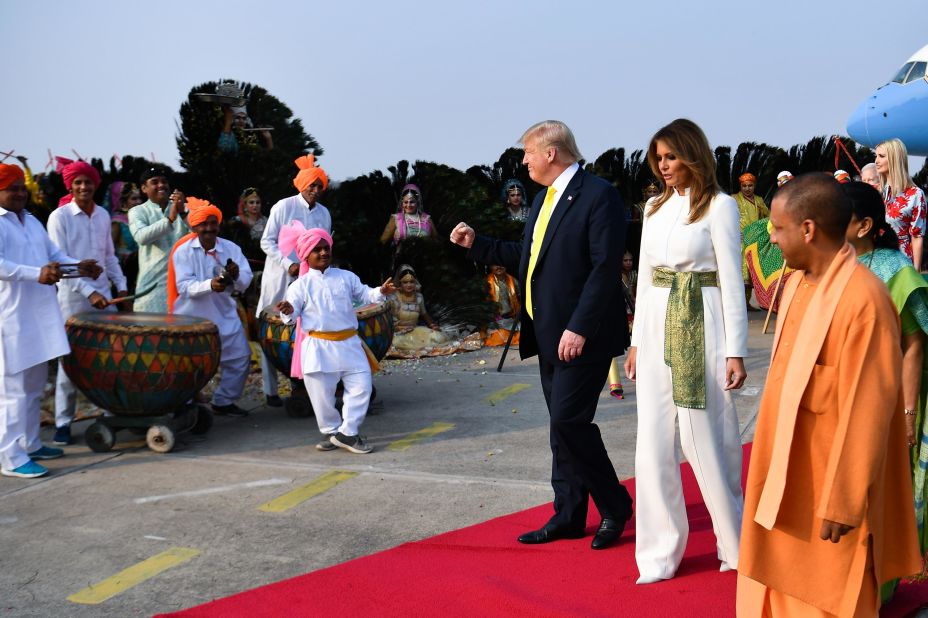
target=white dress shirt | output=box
[0,208,74,375]
[172,237,253,360]
[47,201,127,318]
[279,267,384,373]
[256,194,332,317]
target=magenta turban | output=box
[56,156,101,190]
[279,220,333,277]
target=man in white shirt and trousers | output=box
[0,164,101,478]
[169,198,253,417]
[257,154,332,406]
[46,160,127,446]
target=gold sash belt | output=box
[308,329,380,373]
[652,268,718,409]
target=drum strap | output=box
[308,329,380,373]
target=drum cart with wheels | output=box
[62,312,222,454]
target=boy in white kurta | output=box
[256,155,332,406]
[0,165,101,478]
[276,225,394,454]
[46,160,127,445]
[168,198,253,416]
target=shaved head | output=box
[775,173,851,241]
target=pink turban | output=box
[293,154,329,192]
[0,164,25,190]
[56,156,101,190]
[279,220,333,277]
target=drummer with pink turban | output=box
[731,172,769,309]
[256,154,333,407]
[276,222,395,454]
[168,197,253,417]
[46,158,127,446]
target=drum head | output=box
[355,302,387,320]
[67,312,216,331]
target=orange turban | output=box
[0,164,25,190]
[293,154,329,192]
[738,173,756,184]
[186,196,223,227]
[166,196,223,313]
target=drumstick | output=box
[106,284,157,306]
[763,260,788,335]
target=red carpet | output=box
[159,444,928,617]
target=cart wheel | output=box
[85,421,115,453]
[191,406,213,435]
[285,396,313,418]
[146,425,176,453]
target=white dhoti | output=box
[212,330,251,407]
[303,369,371,437]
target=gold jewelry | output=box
[904,408,918,416]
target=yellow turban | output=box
[293,154,329,192]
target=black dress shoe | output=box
[591,517,628,550]
[517,525,585,545]
[265,395,283,407]
[212,403,249,417]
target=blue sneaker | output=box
[53,425,72,446]
[2,460,48,478]
[28,446,64,460]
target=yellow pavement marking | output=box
[258,470,359,513]
[486,383,530,406]
[68,547,200,605]
[388,422,456,452]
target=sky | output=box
[2,0,926,181]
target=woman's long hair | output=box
[646,118,720,223]
[877,138,914,198]
[842,181,900,250]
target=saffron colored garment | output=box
[0,208,74,471]
[280,267,384,437]
[47,201,126,429]
[737,246,921,617]
[884,185,926,263]
[129,199,190,313]
[631,190,748,582]
[171,237,253,407]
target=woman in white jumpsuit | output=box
[626,118,748,584]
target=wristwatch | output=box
[904,408,918,416]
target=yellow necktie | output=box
[525,186,557,319]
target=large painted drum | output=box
[62,312,221,416]
[258,302,394,373]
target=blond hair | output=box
[646,118,720,223]
[877,138,914,197]
[520,120,583,164]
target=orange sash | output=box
[307,329,379,374]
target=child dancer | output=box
[276,223,395,454]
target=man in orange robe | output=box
[737,174,921,617]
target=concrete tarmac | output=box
[0,312,874,616]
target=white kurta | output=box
[171,237,253,361]
[280,267,383,437]
[47,201,127,316]
[129,200,190,313]
[280,268,384,373]
[0,208,74,470]
[0,208,73,376]
[256,194,332,316]
[631,190,748,582]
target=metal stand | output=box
[496,319,520,373]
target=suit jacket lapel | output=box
[536,169,584,266]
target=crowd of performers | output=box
[2,117,928,616]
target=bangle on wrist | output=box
[904,408,918,416]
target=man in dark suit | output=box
[450,120,632,550]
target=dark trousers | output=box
[538,356,633,530]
